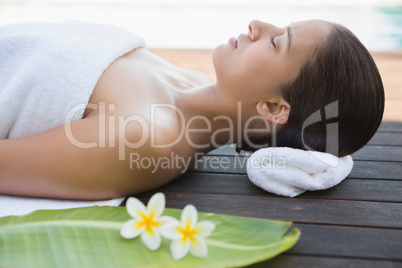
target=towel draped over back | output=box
[0,21,146,139]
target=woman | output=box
[0,19,384,200]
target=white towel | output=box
[0,195,125,217]
[0,21,146,139]
[246,147,353,197]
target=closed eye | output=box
[270,36,276,48]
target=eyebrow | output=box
[287,26,292,54]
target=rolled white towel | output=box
[246,147,353,197]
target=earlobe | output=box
[256,101,272,122]
[256,100,290,124]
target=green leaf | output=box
[0,207,300,267]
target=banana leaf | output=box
[0,206,300,267]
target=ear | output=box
[256,99,290,124]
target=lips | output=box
[229,37,238,49]
[229,34,245,49]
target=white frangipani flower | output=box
[160,204,215,260]
[120,193,174,251]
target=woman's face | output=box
[212,19,330,104]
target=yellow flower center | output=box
[138,212,160,233]
[179,222,198,242]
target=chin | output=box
[212,44,224,59]
[211,44,228,71]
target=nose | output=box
[248,20,280,41]
[248,20,260,41]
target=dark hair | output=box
[238,23,385,157]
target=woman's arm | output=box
[0,116,169,200]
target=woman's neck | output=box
[173,84,231,154]
[173,84,274,155]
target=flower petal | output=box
[181,204,198,229]
[160,221,182,240]
[120,219,145,239]
[147,193,165,218]
[140,226,161,251]
[190,237,208,258]
[158,215,176,226]
[195,221,216,238]
[126,197,148,220]
[171,238,191,260]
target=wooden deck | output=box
[128,49,402,267]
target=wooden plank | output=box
[287,223,402,261]
[132,192,402,228]
[191,155,402,180]
[378,122,402,133]
[297,178,402,201]
[152,173,266,196]
[351,160,402,180]
[208,145,402,162]
[149,172,402,202]
[251,254,402,268]
[191,154,247,174]
[368,132,402,146]
[206,144,239,155]
[352,146,402,162]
